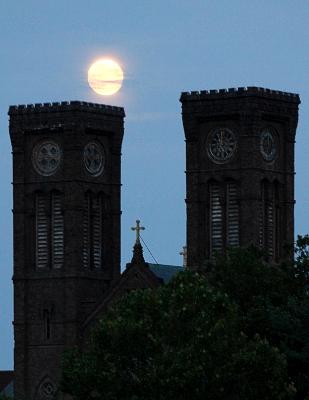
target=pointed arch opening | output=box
[83,191,104,269]
[259,179,281,261]
[35,190,64,269]
[226,180,240,248]
[209,181,223,254]
[209,179,240,257]
[35,192,49,269]
[51,191,64,269]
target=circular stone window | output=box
[207,128,237,163]
[260,129,277,162]
[32,141,61,176]
[39,378,56,400]
[83,141,105,176]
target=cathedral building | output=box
[8,86,300,399]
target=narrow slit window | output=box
[43,309,51,340]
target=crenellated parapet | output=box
[8,100,125,116]
[8,101,125,145]
[180,86,300,103]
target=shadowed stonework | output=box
[9,87,300,399]
[180,86,300,267]
[9,102,124,400]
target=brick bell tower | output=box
[9,101,125,400]
[180,87,300,268]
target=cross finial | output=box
[131,219,145,244]
[179,246,187,267]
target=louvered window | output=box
[83,193,103,269]
[209,181,240,256]
[35,192,64,269]
[36,193,49,268]
[210,184,223,254]
[259,181,280,261]
[274,183,280,261]
[258,200,264,249]
[51,192,64,268]
[266,200,274,259]
[92,196,102,268]
[83,193,91,268]
[227,182,239,247]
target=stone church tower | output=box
[180,87,300,267]
[9,101,125,400]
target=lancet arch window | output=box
[209,180,240,256]
[259,180,281,261]
[35,191,64,269]
[83,191,104,269]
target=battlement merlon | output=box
[8,101,125,144]
[180,86,300,105]
[8,100,125,117]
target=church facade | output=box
[8,86,300,399]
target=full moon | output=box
[88,59,124,96]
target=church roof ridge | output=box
[180,86,300,103]
[148,263,183,283]
[8,100,125,116]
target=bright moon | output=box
[88,59,124,96]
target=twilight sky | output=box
[0,0,309,369]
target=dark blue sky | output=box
[0,0,308,369]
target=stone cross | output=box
[179,246,187,267]
[131,219,145,244]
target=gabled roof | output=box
[148,263,183,283]
[82,261,162,334]
[81,238,183,337]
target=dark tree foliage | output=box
[61,235,309,400]
[205,235,309,400]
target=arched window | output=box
[209,180,239,256]
[36,193,49,269]
[83,192,91,268]
[274,181,281,260]
[210,182,223,254]
[35,191,64,269]
[92,195,103,269]
[83,192,103,269]
[51,191,64,268]
[259,180,280,261]
[226,181,239,247]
